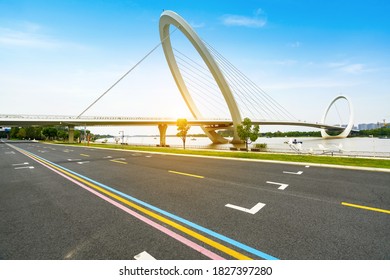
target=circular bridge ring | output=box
[159,10,242,143]
[321,95,354,138]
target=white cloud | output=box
[288,41,301,48]
[274,59,298,66]
[190,21,206,29]
[340,63,365,74]
[0,26,59,48]
[326,61,368,74]
[264,79,358,90]
[0,22,86,50]
[221,9,267,28]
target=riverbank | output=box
[54,142,390,170]
[94,136,390,159]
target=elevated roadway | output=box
[0,114,346,145]
[0,114,343,128]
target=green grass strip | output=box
[54,142,390,170]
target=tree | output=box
[42,127,58,140]
[176,118,190,150]
[237,117,260,151]
[16,127,26,139]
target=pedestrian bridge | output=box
[0,114,347,146]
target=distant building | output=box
[358,123,385,130]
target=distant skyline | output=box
[1,0,389,136]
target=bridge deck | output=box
[0,115,344,130]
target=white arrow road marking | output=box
[77,161,90,165]
[15,166,34,170]
[283,171,303,175]
[134,251,156,260]
[225,202,266,214]
[12,162,29,166]
[266,181,289,190]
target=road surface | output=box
[1,140,389,260]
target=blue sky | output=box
[1,0,389,135]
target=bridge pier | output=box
[68,125,75,143]
[158,124,168,147]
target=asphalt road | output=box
[1,140,389,260]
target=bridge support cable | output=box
[174,56,226,106]
[173,47,265,120]
[206,42,292,121]
[203,40,298,122]
[173,48,228,107]
[173,48,231,118]
[178,76,231,118]
[207,41,296,121]
[210,51,282,120]
[206,50,272,120]
[77,28,178,119]
[334,103,344,125]
[173,48,225,93]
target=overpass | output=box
[0,114,346,146]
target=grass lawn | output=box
[55,142,390,170]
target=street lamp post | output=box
[119,131,124,144]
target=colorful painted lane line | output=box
[341,202,390,215]
[8,144,278,260]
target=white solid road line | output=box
[12,162,29,166]
[14,166,34,170]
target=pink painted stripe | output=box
[19,149,225,260]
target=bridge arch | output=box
[159,10,242,143]
[321,95,354,139]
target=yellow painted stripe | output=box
[110,159,127,165]
[168,170,204,179]
[25,152,250,260]
[80,154,90,157]
[341,202,390,214]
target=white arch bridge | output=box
[0,11,355,145]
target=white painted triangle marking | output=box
[266,181,289,190]
[283,171,303,175]
[134,251,156,260]
[225,202,266,214]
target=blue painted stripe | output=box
[21,147,279,260]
